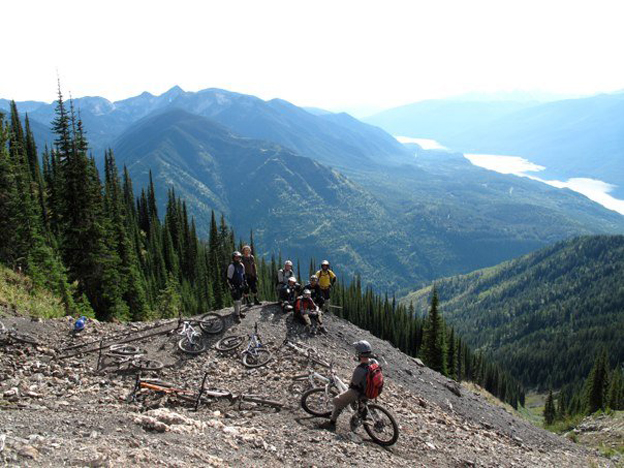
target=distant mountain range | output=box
[3,87,624,291]
[0,87,412,170]
[402,235,624,390]
[365,93,624,196]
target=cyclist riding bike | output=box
[321,340,378,430]
[315,260,336,312]
[294,289,327,334]
[226,251,248,323]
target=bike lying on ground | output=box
[128,372,283,411]
[215,322,272,368]
[0,321,39,346]
[177,321,207,354]
[99,343,164,372]
[300,363,399,446]
[279,337,331,368]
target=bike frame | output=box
[179,321,201,344]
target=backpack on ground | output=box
[365,362,384,399]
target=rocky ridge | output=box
[0,304,612,467]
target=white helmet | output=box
[288,276,297,284]
[303,289,311,298]
[285,260,293,267]
[321,260,330,267]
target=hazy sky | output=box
[4,0,624,112]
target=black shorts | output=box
[246,276,258,294]
[320,288,331,300]
[230,285,244,301]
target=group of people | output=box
[226,248,382,433]
[225,248,337,334]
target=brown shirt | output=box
[242,255,257,278]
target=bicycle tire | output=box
[131,358,164,371]
[301,386,339,417]
[109,344,143,355]
[178,337,207,354]
[10,332,39,345]
[241,348,272,368]
[362,403,399,446]
[199,313,225,335]
[215,335,245,352]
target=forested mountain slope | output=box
[402,235,624,390]
[113,109,415,290]
[114,110,624,292]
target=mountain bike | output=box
[279,337,331,368]
[0,321,39,346]
[300,363,399,446]
[177,321,207,354]
[197,313,225,334]
[215,322,272,368]
[101,344,164,371]
[129,373,283,411]
[289,360,331,395]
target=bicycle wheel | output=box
[199,313,225,334]
[242,348,272,368]
[363,403,399,446]
[178,337,207,354]
[301,387,339,417]
[109,344,143,355]
[215,335,244,352]
[10,332,39,345]
[131,357,164,371]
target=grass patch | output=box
[0,265,66,319]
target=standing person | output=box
[277,260,295,302]
[226,251,248,323]
[241,245,261,306]
[321,340,381,430]
[315,260,337,312]
[304,275,324,310]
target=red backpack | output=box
[365,362,384,399]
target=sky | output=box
[3,0,624,113]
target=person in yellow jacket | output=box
[315,260,337,312]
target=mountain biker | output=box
[321,340,377,430]
[294,289,327,334]
[315,260,336,312]
[280,276,301,311]
[226,251,248,323]
[303,275,324,310]
[241,245,261,306]
[277,260,295,301]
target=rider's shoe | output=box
[319,326,328,334]
[304,325,311,335]
[254,298,261,306]
[240,311,246,319]
[319,420,336,431]
[234,314,242,324]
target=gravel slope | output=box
[0,304,613,467]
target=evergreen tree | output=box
[543,390,556,425]
[584,349,610,414]
[422,287,447,375]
